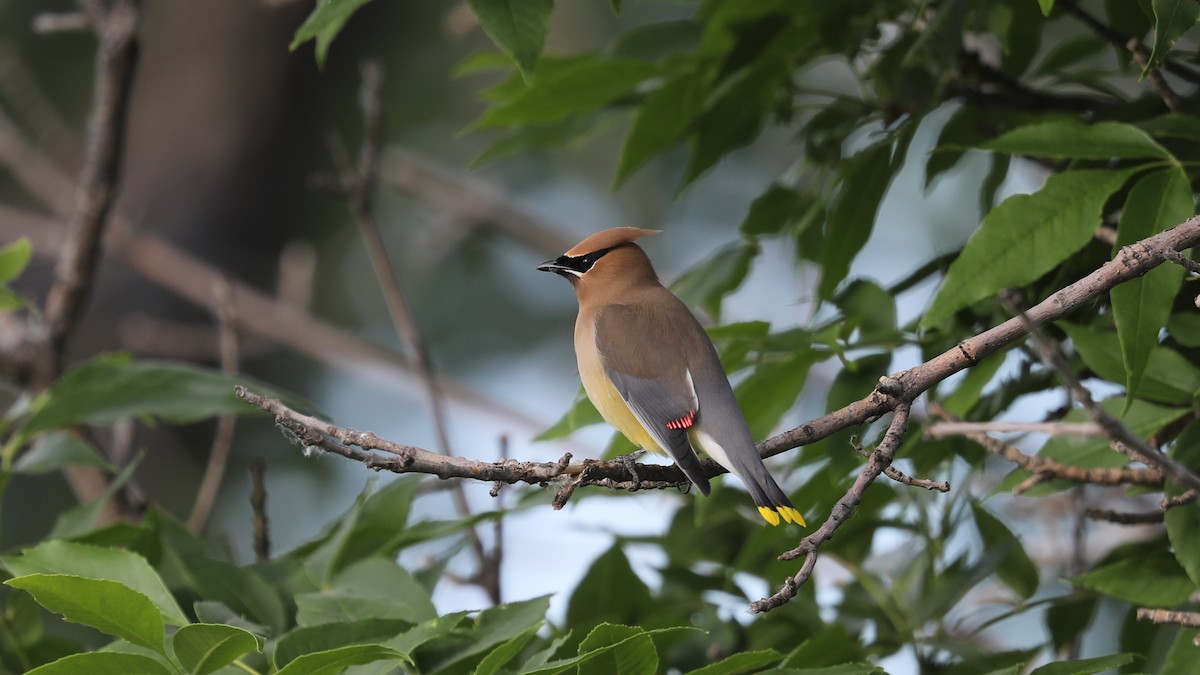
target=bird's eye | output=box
[573,244,620,272]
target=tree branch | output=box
[750,404,912,613]
[928,403,1164,489]
[999,291,1200,494]
[187,278,239,533]
[240,218,1200,494]
[41,0,140,381]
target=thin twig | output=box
[1159,246,1200,275]
[928,403,1163,489]
[187,278,239,533]
[758,218,1200,463]
[1127,38,1184,113]
[236,386,576,485]
[855,443,949,492]
[924,420,1105,439]
[249,460,270,561]
[750,404,912,613]
[1084,508,1164,525]
[1057,0,1200,86]
[1162,490,1197,510]
[1136,607,1200,628]
[41,0,140,380]
[330,61,497,604]
[999,291,1200,494]
[33,12,92,34]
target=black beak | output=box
[538,258,576,278]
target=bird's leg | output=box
[620,450,645,490]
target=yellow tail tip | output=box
[757,506,781,526]
[759,506,806,527]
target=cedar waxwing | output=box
[538,227,805,526]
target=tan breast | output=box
[574,310,663,454]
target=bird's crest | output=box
[565,227,660,257]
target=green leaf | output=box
[274,644,405,675]
[781,625,869,668]
[274,619,410,669]
[522,625,700,675]
[971,504,1039,599]
[1029,653,1134,675]
[566,545,653,632]
[819,140,896,299]
[536,391,604,441]
[427,595,551,673]
[683,61,789,187]
[671,239,759,321]
[616,72,703,188]
[470,58,655,129]
[1168,312,1200,347]
[21,355,278,438]
[0,286,25,311]
[1162,626,1200,674]
[923,168,1138,328]
[0,237,32,283]
[467,0,554,77]
[295,567,435,626]
[171,624,260,675]
[1062,323,1200,405]
[289,0,377,68]
[13,432,115,474]
[48,451,142,540]
[1148,0,1199,75]
[685,649,782,674]
[6,575,165,654]
[474,625,540,675]
[383,612,468,657]
[1140,113,1200,142]
[1166,421,1200,587]
[734,351,813,444]
[740,184,815,236]
[25,652,172,675]
[2,540,187,626]
[577,624,656,675]
[1112,168,1193,400]
[163,552,287,635]
[835,279,897,344]
[1073,548,1195,605]
[1046,594,1098,651]
[1038,0,1055,17]
[940,347,1008,417]
[981,120,1172,161]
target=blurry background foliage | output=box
[1,0,1200,673]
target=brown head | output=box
[537,227,661,300]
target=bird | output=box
[538,227,804,526]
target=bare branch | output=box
[750,404,912,614]
[928,403,1164,489]
[41,0,140,377]
[1136,607,1200,630]
[1084,508,1164,525]
[1127,39,1183,113]
[187,278,240,533]
[249,460,270,561]
[999,291,1200,494]
[925,420,1105,440]
[855,442,948,492]
[759,218,1200,462]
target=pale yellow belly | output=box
[576,318,665,455]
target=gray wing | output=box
[595,304,711,495]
